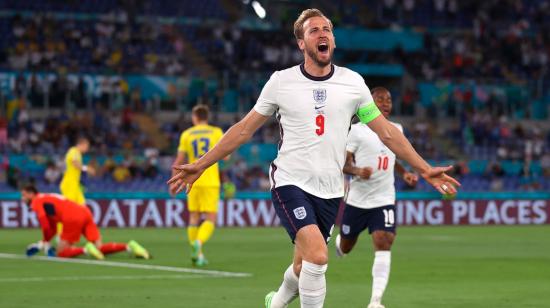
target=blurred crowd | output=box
[1,13,189,76]
[1,0,549,193]
[7,103,151,154]
[0,0,548,118]
[3,106,549,193]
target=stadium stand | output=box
[1,0,549,193]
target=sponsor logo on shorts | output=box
[342,224,350,235]
[293,207,307,220]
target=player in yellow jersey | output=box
[60,137,96,206]
[170,105,224,266]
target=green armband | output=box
[356,104,381,124]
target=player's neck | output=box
[194,121,208,126]
[300,61,334,81]
[302,59,332,76]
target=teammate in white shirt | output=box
[335,87,418,308]
[168,9,460,308]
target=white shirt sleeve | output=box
[346,125,360,153]
[253,72,279,116]
[356,80,375,111]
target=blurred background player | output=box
[22,185,150,260]
[60,137,96,206]
[170,104,223,266]
[335,87,419,308]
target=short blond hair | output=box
[293,8,333,40]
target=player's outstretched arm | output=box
[367,116,460,194]
[168,110,270,194]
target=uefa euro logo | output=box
[313,88,327,104]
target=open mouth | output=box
[317,42,329,52]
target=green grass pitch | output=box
[1,225,549,307]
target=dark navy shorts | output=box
[340,204,397,239]
[272,185,341,243]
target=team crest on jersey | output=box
[313,88,327,104]
[293,207,307,220]
[342,224,350,235]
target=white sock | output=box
[370,251,391,304]
[270,264,299,308]
[299,260,327,308]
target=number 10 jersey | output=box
[346,122,403,209]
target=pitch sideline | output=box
[0,253,252,278]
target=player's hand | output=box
[357,167,373,180]
[403,172,419,187]
[25,242,41,257]
[167,163,205,195]
[168,182,180,197]
[420,166,461,195]
[87,166,96,176]
[45,246,56,257]
[40,241,56,257]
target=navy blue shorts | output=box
[340,204,397,239]
[272,185,341,243]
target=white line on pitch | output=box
[0,253,252,278]
[0,274,210,283]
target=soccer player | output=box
[168,9,459,308]
[21,185,150,260]
[60,137,95,206]
[170,104,223,266]
[335,87,418,308]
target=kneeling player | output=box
[335,87,418,308]
[21,185,150,260]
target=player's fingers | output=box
[167,172,183,184]
[175,182,187,194]
[167,176,176,185]
[440,182,457,194]
[172,165,189,171]
[168,183,179,196]
[430,165,453,176]
[169,178,185,191]
[445,174,461,187]
[435,184,446,194]
[185,183,193,194]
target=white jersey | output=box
[346,122,403,209]
[253,64,377,199]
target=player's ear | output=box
[297,39,305,52]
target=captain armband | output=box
[356,104,381,124]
